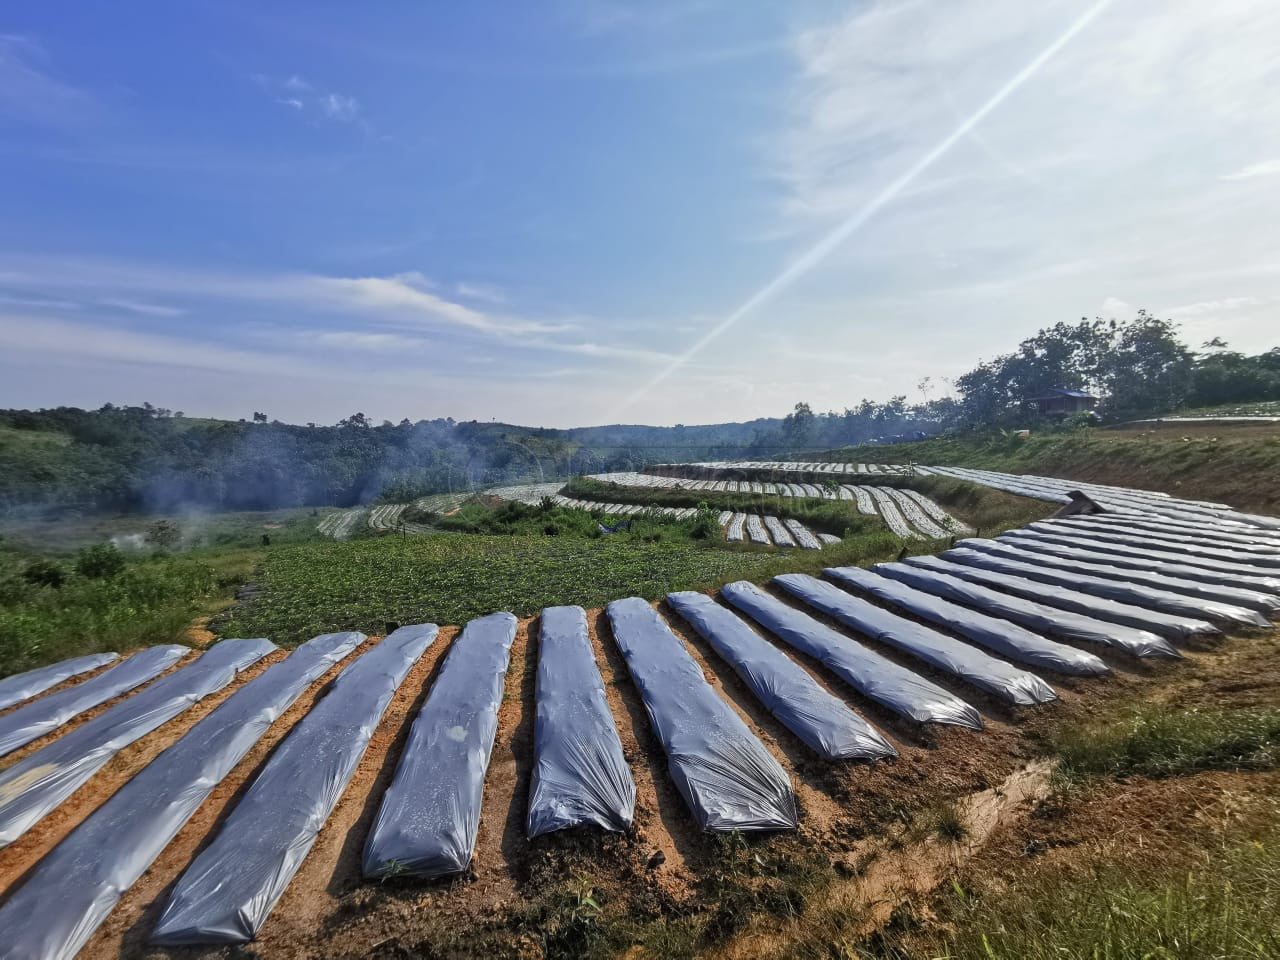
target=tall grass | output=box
[862,825,1280,960]
[0,551,216,675]
[1052,703,1280,781]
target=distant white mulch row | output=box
[585,470,969,541]
[316,491,473,539]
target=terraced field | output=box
[586,468,971,541]
[0,470,1276,958]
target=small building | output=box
[1029,387,1098,417]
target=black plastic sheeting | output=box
[903,555,1217,642]
[0,653,119,712]
[1043,518,1280,567]
[878,560,1178,659]
[0,638,274,850]
[1001,528,1280,597]
[830,566,1108,677]
[0,633,363,960]
[943,542,1270,630]
[527,605,635,838]
[720,581,981,729]
[776,573,1058,707]
[1021,523,1280,579]
[363,613,516,880]
[0,645,187,758]
[998,532,1280,616]
[605,597,797,832]
[154,627,426,945]
[667,591,896,761]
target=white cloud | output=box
[455,281,507,304]
[1220,159,1280,181]
[1165,296,1266,317]
[255,73,361,123]
[319,92,360,121]
[0,34,94,129]
[100,297,186,318]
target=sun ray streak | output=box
[610,0,1115,420]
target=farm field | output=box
[219,534,791,644]
[822,429,1280,517]
[582,469,970,541]
[0,471,1276,959]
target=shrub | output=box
[22,559,66,588]
[75,543,127,578]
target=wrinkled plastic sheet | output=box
[726,512,746,542]
[867,487,919,538]
[1057,516,1280,557]
[879,560,1178,659]
[944,541,1269,630]
[745,514,770,544]
[1084,512,1280,548]
[0,633,363,960]
[1001,528,1280,597]
[667,591,896,761]
[528,606,635,837]
[606,597,797,832]
[154,627,425,945]
[776,572,1058,707]
[720,581,981,729]
[999,531,1280,615]
[0,638,274,850]
[904,554,1216,642]
[0,653,119,712]
[764,516,796,547]
[881,489,950,539]
[785,518,823,550]
[0,645,187,758]
[843,485,877,515]
[836,566,1107,676]
[363,613,515,879]
[1031,520,1280,570]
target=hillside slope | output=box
[827,428,1280,516]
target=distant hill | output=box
[0,402,931,515]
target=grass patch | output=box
[1052,703,1280,782]
[0,546,218,675]
[863,818,1280,960]
[220,534,779,643]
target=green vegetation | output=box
[561,477,889,539]
[0,542,218,677]
[220,522,911,644]
[1053,703,1280,781]
[875,822,1280,960]
[424,498,711,543]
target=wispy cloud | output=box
[254,73,361,123]
[319,92,360,121]
[100,297,186,318]
[1220,159,1280,182]
[455,281,506,304]
[0,34,94,129]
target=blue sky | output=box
[2,0,1279,427]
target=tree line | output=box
[0,312,1274,515]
